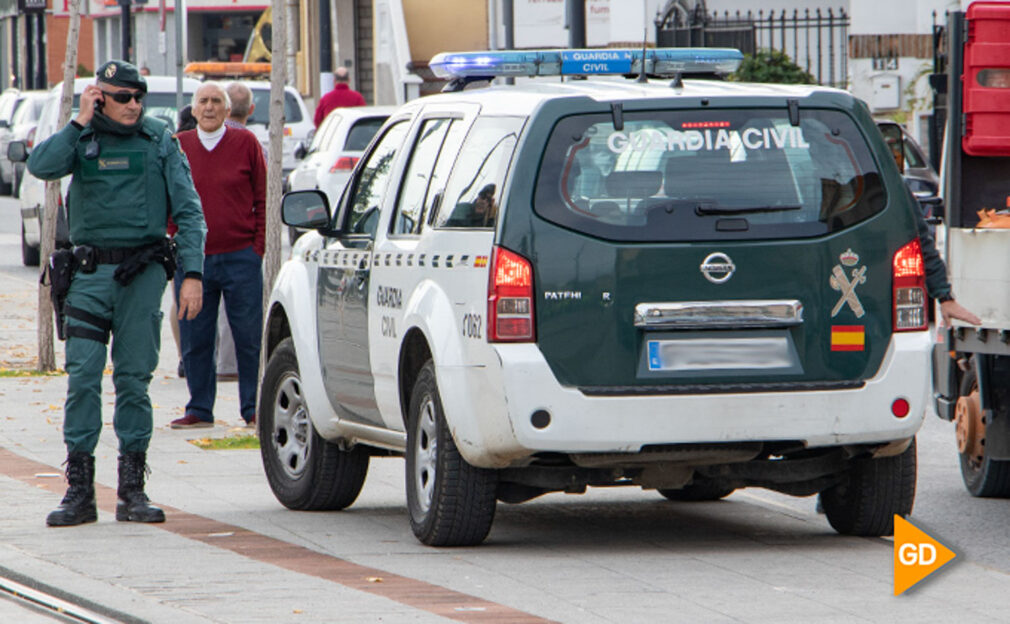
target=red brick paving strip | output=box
[0,448,557,623]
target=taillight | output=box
[893,239,927,331]
[487,246,535,342]
[27,127,35,148]
[329,156,358,173]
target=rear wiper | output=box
[695,204,802,216]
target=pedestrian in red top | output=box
[313,66,365,127]
[171,81,266,429]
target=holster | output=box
[112,238,178,286]
[40,249,76,341]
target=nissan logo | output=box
[700,252,735,284]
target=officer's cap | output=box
[96,60,147,93]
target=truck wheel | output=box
[658,476,735,501]
[820,438,916,536]
[259,338,369,510]
[405,361,497,546]
[956,367,1010,497]
[21,223,39,267]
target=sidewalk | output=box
[0,267,535,623]
[3,265,1010,623]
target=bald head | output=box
[226,82,255,124]
[334,67,350,83]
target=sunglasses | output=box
[101,90,145,104]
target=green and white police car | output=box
[263,48,931,546]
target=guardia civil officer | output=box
[27,60,207,527]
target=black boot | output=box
[46,452,97,527]
[116,452,165,523]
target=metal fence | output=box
[656,7,850,89]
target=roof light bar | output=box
[429,48,743,80]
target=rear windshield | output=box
[534,109,886,241]
[344,117,387,151]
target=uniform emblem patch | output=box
[98,157,130,171]
[105,63,117,79]
[830,263,867,318]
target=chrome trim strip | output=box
[633,299,804,329]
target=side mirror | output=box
[7,140,27,163]
[0,120,8,129]
[293,141,307,161]
[877,122,905,173]
[282,190,332,230]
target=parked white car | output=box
[0,91,47,197]
[239,81,312,175]
[287,105,394,205]
[0,88,24,195]
[13,76,200,266]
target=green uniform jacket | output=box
[27,117,206,275]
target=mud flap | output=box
[982,355,1010,460]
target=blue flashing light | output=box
[429,48,743,80]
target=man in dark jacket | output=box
[28,60,206,527]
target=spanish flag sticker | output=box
[831,325,865,351]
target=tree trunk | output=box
[37,0,82,372]
[263,0,286,311]
[260,0,287,398]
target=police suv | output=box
[263,48,931,546]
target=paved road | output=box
[0,195,1008,623]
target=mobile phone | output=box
[95,97,104,112]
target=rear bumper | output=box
[436,331,931,467]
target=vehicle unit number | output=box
[462,313,483,339]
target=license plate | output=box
[647,337,793,372]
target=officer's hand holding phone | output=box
[74,85,104,127]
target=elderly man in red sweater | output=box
[313,66,365,128]
[170,82,266,429]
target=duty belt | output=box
[92,243,160,264]
[73,239,178,287]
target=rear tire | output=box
[658,476,735,501]
[820,438,916,537]
[259,338,369,510]
[406,361,497,546]
[957,366,1010,497]
[21,222,39,267]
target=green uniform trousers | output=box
[63,262,166,454]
